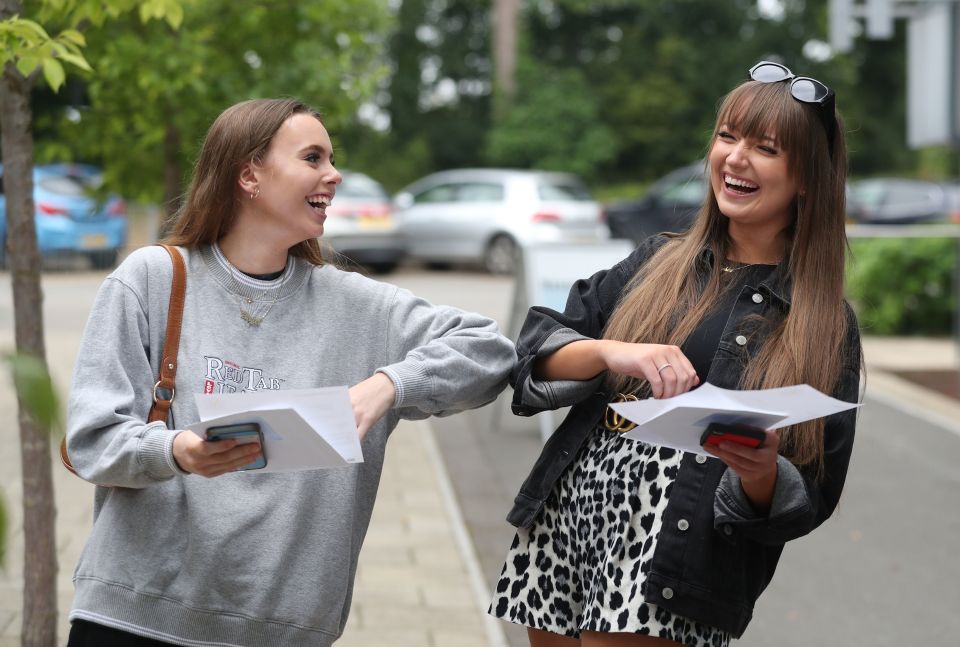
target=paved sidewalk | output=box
[861,336,960,433]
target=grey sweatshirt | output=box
[65,244,515,646]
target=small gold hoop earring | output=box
[251,187,260,199]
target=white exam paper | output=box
[190,386,362,472]
[612,383,860,456]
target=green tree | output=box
[46,0,390,227]
[485,0,916,185]
[378,0,492,177]
[486,62,616,178]
[518,0,827,180]
[1,3,181,644]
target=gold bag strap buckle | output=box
[604,393,639,433]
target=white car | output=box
[322,170,405,273]
[393,168,609,274]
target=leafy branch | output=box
[0,0,183,91]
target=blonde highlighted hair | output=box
[603,80,850,474]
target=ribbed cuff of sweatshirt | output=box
[522,328,604,409]
[138,423,187,480]
[377,359,433,409]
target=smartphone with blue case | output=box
[206,422,267,470]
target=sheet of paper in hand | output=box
[191,386,362,472]
[611,383,860,456]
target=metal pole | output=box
[955,237,960,369]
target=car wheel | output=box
[425,261,453,271]
[89,249,118,270]
[484,235,518,275]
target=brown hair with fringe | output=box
[162,98,326,265]
[602,79,851,476]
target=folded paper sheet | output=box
[190,386,362,472]
[611,383,860,456]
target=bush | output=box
[847,237,956,336]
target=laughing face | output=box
[708,123,799,235]
[252,113,342,245]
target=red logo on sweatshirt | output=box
[202,356,283,394]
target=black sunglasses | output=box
[748,60,837,154]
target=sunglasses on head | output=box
[748,60,837,154]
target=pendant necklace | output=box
[721,261,759,273]
[236,285,279,327]
[222,259,283,326]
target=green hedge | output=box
[847,238,957,336]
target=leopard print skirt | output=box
[489,427,730,647]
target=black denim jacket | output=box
[506,235,862,637]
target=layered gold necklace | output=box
[234,283,280,327]
[216,246,284,327]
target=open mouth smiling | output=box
[724,174,759,195]
[306,194,331,213]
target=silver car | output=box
[322,170,405,273]
[393,168,608,274]
[847,178,956,224]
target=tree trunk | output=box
[159,123,183,237]
[492,0,519,99]
[0,40,60,647]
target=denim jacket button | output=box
[695,454,707,464]
[662,587,674,600]
[677,519,689,531]
[735,334,748,346]
[752,292,763,304]
[723,524,734,536]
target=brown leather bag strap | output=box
[60,244,187,476]
[147,244,187,423]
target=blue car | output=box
[0,163,128,269]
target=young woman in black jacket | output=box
[490,62,863,647]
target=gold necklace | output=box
[721,262,757,273]
[721,259,778,273]
[237,287,279,327]
[224,265,282,327]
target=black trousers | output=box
[67,620,180,647]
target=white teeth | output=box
[306,195,331,208]
[724,175,758,189]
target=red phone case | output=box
[700,423,765,448]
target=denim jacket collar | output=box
[697,245,792,309]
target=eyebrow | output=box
[721,124,779,145]
[298,144,328,155]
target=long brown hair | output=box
[603,80,851,473]
[163,98,326,265]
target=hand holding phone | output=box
[206,422,267,471]
[699,422,765,449]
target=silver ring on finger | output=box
[656,362,673,374]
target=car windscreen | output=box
[38,176,90,197]
[538,181,593,201]
[338,175,389,200]
[849,182,888,208]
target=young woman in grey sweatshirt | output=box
[64,98,516,647]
